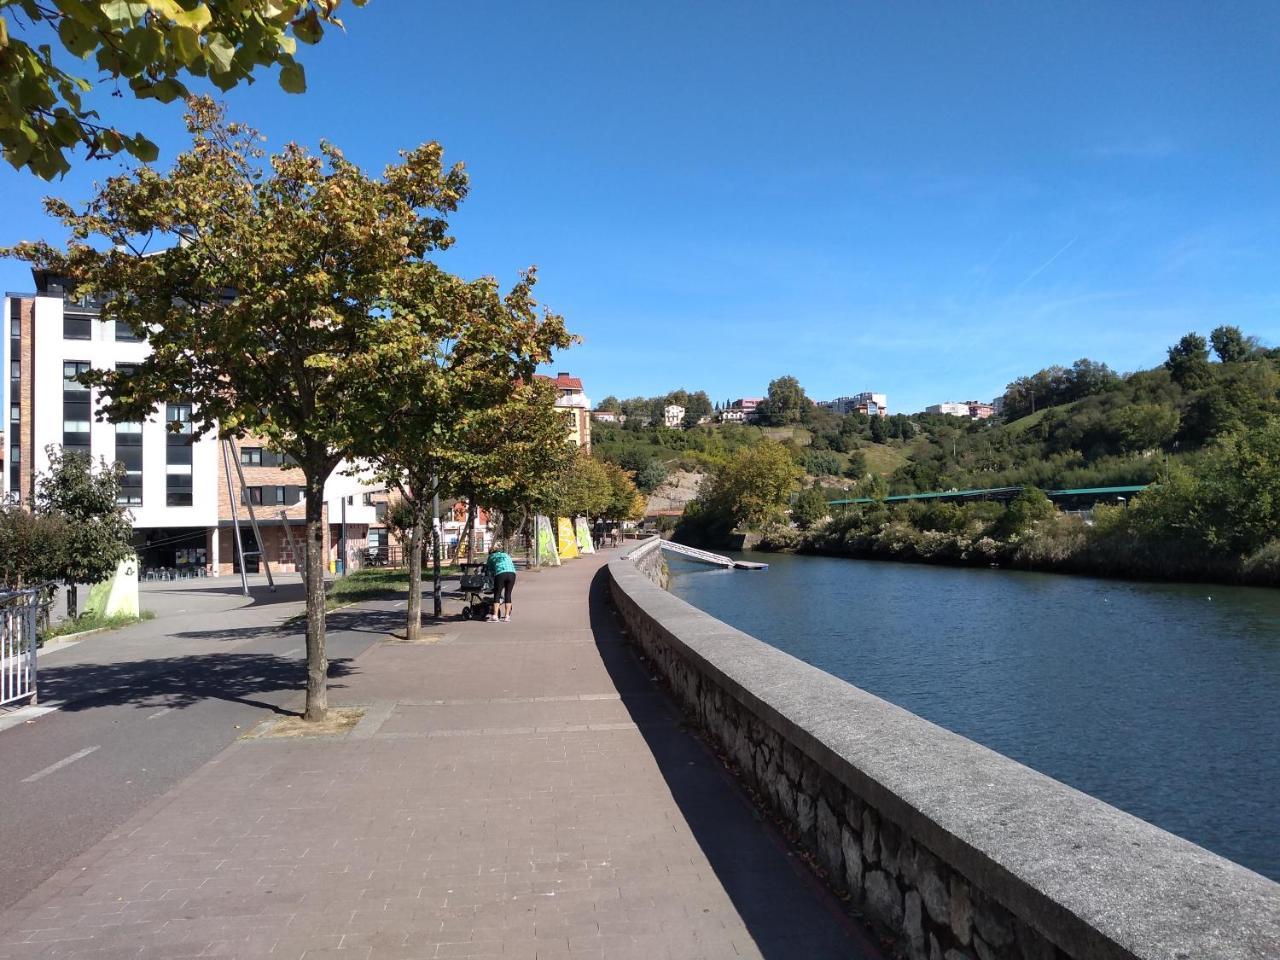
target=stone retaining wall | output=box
[609,538,1279,960]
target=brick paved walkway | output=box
[0,551,878,960]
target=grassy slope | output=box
[1002,400,1081,436]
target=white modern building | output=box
[663,404,686,428]
[819,392,888,416]
[925,402,972,417]
[5,273,384,575]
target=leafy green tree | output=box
[696,441,800,529]
[6,99,469,721]
[34,447,133,617]
[1108,403,1179,453]
[596,395,622,413]
[1209,325,1253,363]
[803,449,841,477]
[990,486,1054,540]
[601,461,645,521]
[0,500,69,588]
[868,414,888,444]
[1165,332,1212,389]
[0,0,367,178]
[634,458,668,494]
[357,274,572,639]
[844,449,868,478]
[758,375,807,425]
[791,486,829,530]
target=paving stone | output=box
[0,553,876,960]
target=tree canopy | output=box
[4,97,472,719]
[0,0,366,178]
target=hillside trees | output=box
[1165,333,1212,389]
[0,0,367,177]
[1210,325,1254,363]
[757,375,807,425]
[5,98,470,721]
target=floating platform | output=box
[657,540,768,570]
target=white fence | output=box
[0,587,41,707]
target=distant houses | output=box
[925,400,997,419]
[534,371,592,449]
[817,392,887,417]
[662,404,685,428]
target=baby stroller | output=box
[458,562,492,620]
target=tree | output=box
[803,449,841,477]
[1165,333,1212,389]
[696,441,800,529]
[758,375,807,425]
[633,458,668,494]
[0,500,69,589]
[597,395,622,413]
[791,486,829,530]
[357,276,573,639]
[6,99,469,721]
[868,414,888,444]
[601,462,645,521]
[844,449,868,478]
[1209,325,1253,364]
[34,447,133,617]
[0,0,367,178]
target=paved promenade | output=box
[0,551,877,960]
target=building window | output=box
[115,421,143,506]
[114,320,144,342]
[363,492,373,506]
[63,315,93,340]
[9,403,17,424]
[10,360,19,379]
[165,402,194,506]
[243,486,263,505]
[62,361,92,456]
[275,485,287,505]
[240,446,262,466]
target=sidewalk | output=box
[0,551,878,960]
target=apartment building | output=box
[662,404,685,428]
[819,392,888,416]
[925,402,972,417]
[536,372,592,450]
[4,274,382,577]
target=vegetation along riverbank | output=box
[657,330,1280,587]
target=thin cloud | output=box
[1087,138,1178,159]
[1013,234,1079,290]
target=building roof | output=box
[534,372,584,391]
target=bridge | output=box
[828,483,1149,508]
[658,540,768,570]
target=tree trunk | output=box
[303,474,328,722]
[405,508,423,642]
[462,499,478,563]
[66,584,78,621]
[432,521,442,619]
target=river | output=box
[665,551,1280,881]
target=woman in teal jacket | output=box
[485,544,517,622]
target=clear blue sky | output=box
[3,1,1279,413]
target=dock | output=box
[658,539,769,570]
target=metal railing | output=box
[1,586,42,707]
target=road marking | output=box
[146,707,173,719]
[22,746,100,783]
[284,647,303,657]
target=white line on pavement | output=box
[146,707,174,719]
[283,647,303,657]
[22,746,100,783]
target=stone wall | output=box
[609,537,1279,960]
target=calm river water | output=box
[666,552,1280,880]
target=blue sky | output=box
[3,1,1279,413]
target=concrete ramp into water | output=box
[658,540,768,570]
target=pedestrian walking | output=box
[485,542,517,622]
[593,518,606,550]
